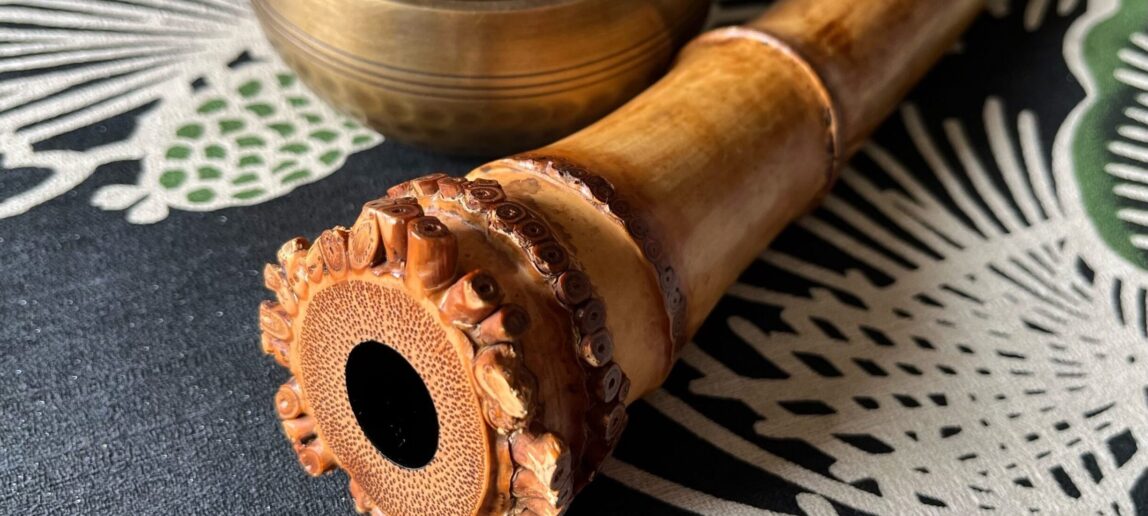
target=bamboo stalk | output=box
[257,1,984,514]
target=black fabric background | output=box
[0,142,698,514]
[0,3,1110,515]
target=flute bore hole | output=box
[345,341,439,469]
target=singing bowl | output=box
[251,0,710,156]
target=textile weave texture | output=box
[3,0,1148,514]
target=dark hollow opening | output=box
[345,341,439,469]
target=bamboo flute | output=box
[256,1,985,514]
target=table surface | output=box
[4,0,1148,514]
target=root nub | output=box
[578,329,613,367]
[261,333,290,367]
[276,237,309,270]
[275,378,309,419]
[297,438,337,476]
[442,270,504,324]
[412,172,447,196]
[405,216,458,293]
[509,431,572,490]
[259,300,291,340]
[305,244,324,283]
[476,305,530,344]
[589,363,623,403]
[281,415,317,443]
[374,201,423,263]
[554,270,591,307]
[318,228,350,280]
[348,216,384,270]
[474,344,535,431]
[591,401,628,446]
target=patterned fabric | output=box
[2,0,1147,514]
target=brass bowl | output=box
[251,0,710,156]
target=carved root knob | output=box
[589,363,624,403]
[512,468,573,509]
[348,216,384,270]
[261,333,290,367]
[509,431,572,493]
[554,270,592,307]
[577,329,613,367]
[476,305,531,344]
[297,438,337,477]
[276,237,309,270]
[386,181,412,198]
[474,344,534,431]
[281,415,317,443]
[304,244,325,283]
[573,298,606,335]
[288,256,310,297]
[275,378,309,419]
[528,241,569,275]
[436,177,466,198]
[617,375,632,403]
[405,216,458,293]
[375,202,424,263]
[442,270,504,324]
[491,202,528,231]
[464,185,507,211]
[318,228,350,280]
[275,283,299,316]
[263,263,285,293]
[512,219,550,247]
[412,172,447,196]
[592,401,628,446]
[258,300,291,340]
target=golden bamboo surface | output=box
[256,1,985,515]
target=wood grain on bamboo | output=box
[256,1,985,514]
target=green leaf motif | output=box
[281,169,311,184]
[268,123,295,137]
[187,188,215,203]
[236,135,266,148]
[197,99,226,114]
[309,130,337,143]
[280,143,309,154]
[205,145,227,160]
[143,69,381,216]
[1071,0,1148,268]
[238,80,262,98]
[319,150,342,166]
[166,145,191,160]
[233,188,266,200]
[197,166,222,180]
[246,103,274,118]
[176,123,204,140]
[232,173,259,185]
[159,169,186,189]
[272,160,298,174]
[219,119,245,135]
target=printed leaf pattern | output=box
[589,1,1148,514]
[93,67,380,223]
[0,0,383,223]
[1067,0,1148,268]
